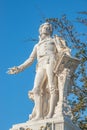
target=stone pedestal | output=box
[10,117,81,130]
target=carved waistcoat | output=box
[37,38,56,60]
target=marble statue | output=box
[8,22,80,121]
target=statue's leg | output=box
[45,64,58,118]
[32,68,46,120]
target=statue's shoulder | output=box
[53,35,66,47]
[53,35,65,42]
[34,43,38,48]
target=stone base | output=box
[10,117,81,130]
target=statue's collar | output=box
[38,37,52,45]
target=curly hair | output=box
[39,22,53,36]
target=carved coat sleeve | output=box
[18,44,37,70]
[54,35,71,56]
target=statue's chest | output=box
[37,40,55,52]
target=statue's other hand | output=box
[7,66,21,74]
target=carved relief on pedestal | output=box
[39,123,52,130]
[19,127,32,130]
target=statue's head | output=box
[39,22,53,36]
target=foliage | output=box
[45,12,87,130]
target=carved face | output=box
[39,23,53,36]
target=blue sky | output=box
[0,0,87,130]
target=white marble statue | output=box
[7,22,79,121]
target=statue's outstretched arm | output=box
[7,45,37,74]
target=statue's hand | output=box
[7,66,21,74]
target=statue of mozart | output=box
[8,22,80,121]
